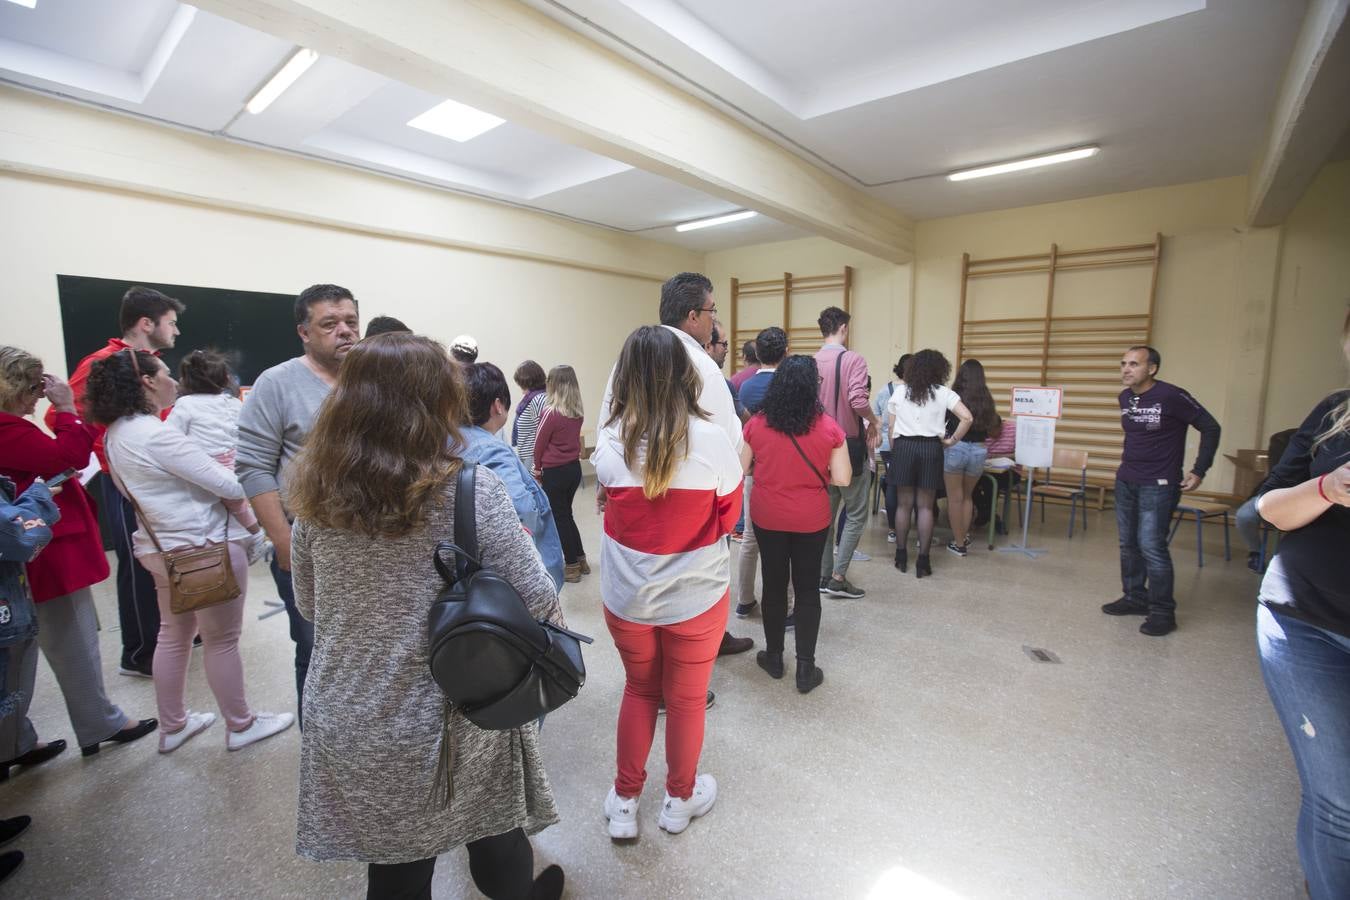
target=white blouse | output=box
[887,384,960,438]
[105,414,247,557]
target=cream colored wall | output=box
[704,237,914,393]
[706,167,1350,493]
[1262,160,1350,434]
[0,172,695,445]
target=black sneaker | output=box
[735,600,758,618]
[823,577,864,599]
[946,541,967,557]
[1101,597,1149,616]
[784,613,795,630]
[1139,615,1177,636]
[818,576,830,593]
[718,632,754,656]
[658,691,715,715]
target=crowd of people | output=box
[0,276,1345,898]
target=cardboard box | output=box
[1226,449,1269,498]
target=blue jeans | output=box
[1257,603,1350,899]
[270,555,313,726]
[1114,478,1180,615]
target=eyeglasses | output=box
[710,340,729,349]
[696,305,717,316]
[26,382,44,396]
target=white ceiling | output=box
[0,0,1339,250]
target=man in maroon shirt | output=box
[50,287,183,676]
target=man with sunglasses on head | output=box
[1103,345,1221,636]
[48,286,184,678]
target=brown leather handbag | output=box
[116,476,240,615]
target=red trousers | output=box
[604,592,729,800]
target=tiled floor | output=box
[5,499,1305,898]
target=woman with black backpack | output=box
[286,333,566,900]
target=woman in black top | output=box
[943,360,1000,557]
[1255,310,1350,900]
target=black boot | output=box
[894,547,907,572]
[530,864,564,900]
[796,659,824,694]
[916,555,932,578]
[756,650,784,679]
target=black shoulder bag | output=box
[427,465,592,732]
[834,351,867,476]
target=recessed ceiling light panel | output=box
[3,0,39,8]
[408,99,506,143]
[675,210,757,232]
[246,48,319,115]
[947,146,1100,182]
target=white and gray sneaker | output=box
[227,712,295,751]
[159,711,216,754]
[658,773,717,834]
[246,531,273,566]
[604,786,639,840]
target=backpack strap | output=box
[432,465,482,585]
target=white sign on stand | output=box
[1011,386,1063,419]
[1014,415,1057,469]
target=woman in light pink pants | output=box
[88,348,293,754]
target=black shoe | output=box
[915,555,932,578]
[1139,615,1177,637]
[530,863,565,900]
[658,691,715,715]
[734,600,758,618]
[0,851,22,885]
[82,718,158,756]
[0,816,30,848]
[718,632,754,656]
[824,577,865,599]
[1101,597,1149,616]
[894,548,907,572]
[818,576,830,593]
[784,612,795,630]
[0,739,66,782]
[1247,551,1262,574]
[756,650,785,679]
[796,660,824,694]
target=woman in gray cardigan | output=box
[287,333,565,900]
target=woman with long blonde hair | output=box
[592,325,743,841]
[1255,307,1350,898]
[287,333,565,900]
[532,364,587,581]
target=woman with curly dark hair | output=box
[741,356,850,692]
[885,349,973,578]
[944,359,1001,557]
[91,349,293,754]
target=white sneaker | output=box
[159,711,216,754]
[658,773,717,834]
[246,532,273,566]
[226,712,295,751]
[604,786,639,840]
[851,550,871,561]
[887,531,897,543]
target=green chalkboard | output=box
[57,275,301,387]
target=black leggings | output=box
[540,461,585,564]
[366,828,533,900]
[754,524,828,661]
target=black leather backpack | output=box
[428,465,592,731]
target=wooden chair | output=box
[1034,448,1089,538]
[1167,498,1233,568]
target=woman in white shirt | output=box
[88,349,292,755]
[885,349,972,578]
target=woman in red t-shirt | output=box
[740,356,850,693]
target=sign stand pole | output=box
[999,467,1048,559]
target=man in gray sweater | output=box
[237,284,360,720]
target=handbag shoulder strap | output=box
[787,432,829,490]
[109,467,168,556]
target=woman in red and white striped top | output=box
[592,325,743,841]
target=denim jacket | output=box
[458,427,566,591]
[0,476,58,648]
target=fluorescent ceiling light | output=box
[246,48,318,115]
[947,146,1099,181]
[4,0,38,8]
[675,210,757,232]
[408,99,505,143]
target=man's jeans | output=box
[1257,603,1350,899]
[1114,478,1180,616]
[822,468,871,580]
[271,555,313,726]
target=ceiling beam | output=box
[1247,0,1350,227]
[189,0,913,263]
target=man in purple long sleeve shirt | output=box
[814,307,881,599]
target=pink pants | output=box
[605,593,729,800]
[139,540,254,733]
[210,450,259,532]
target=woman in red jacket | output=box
[0,347,156,760]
